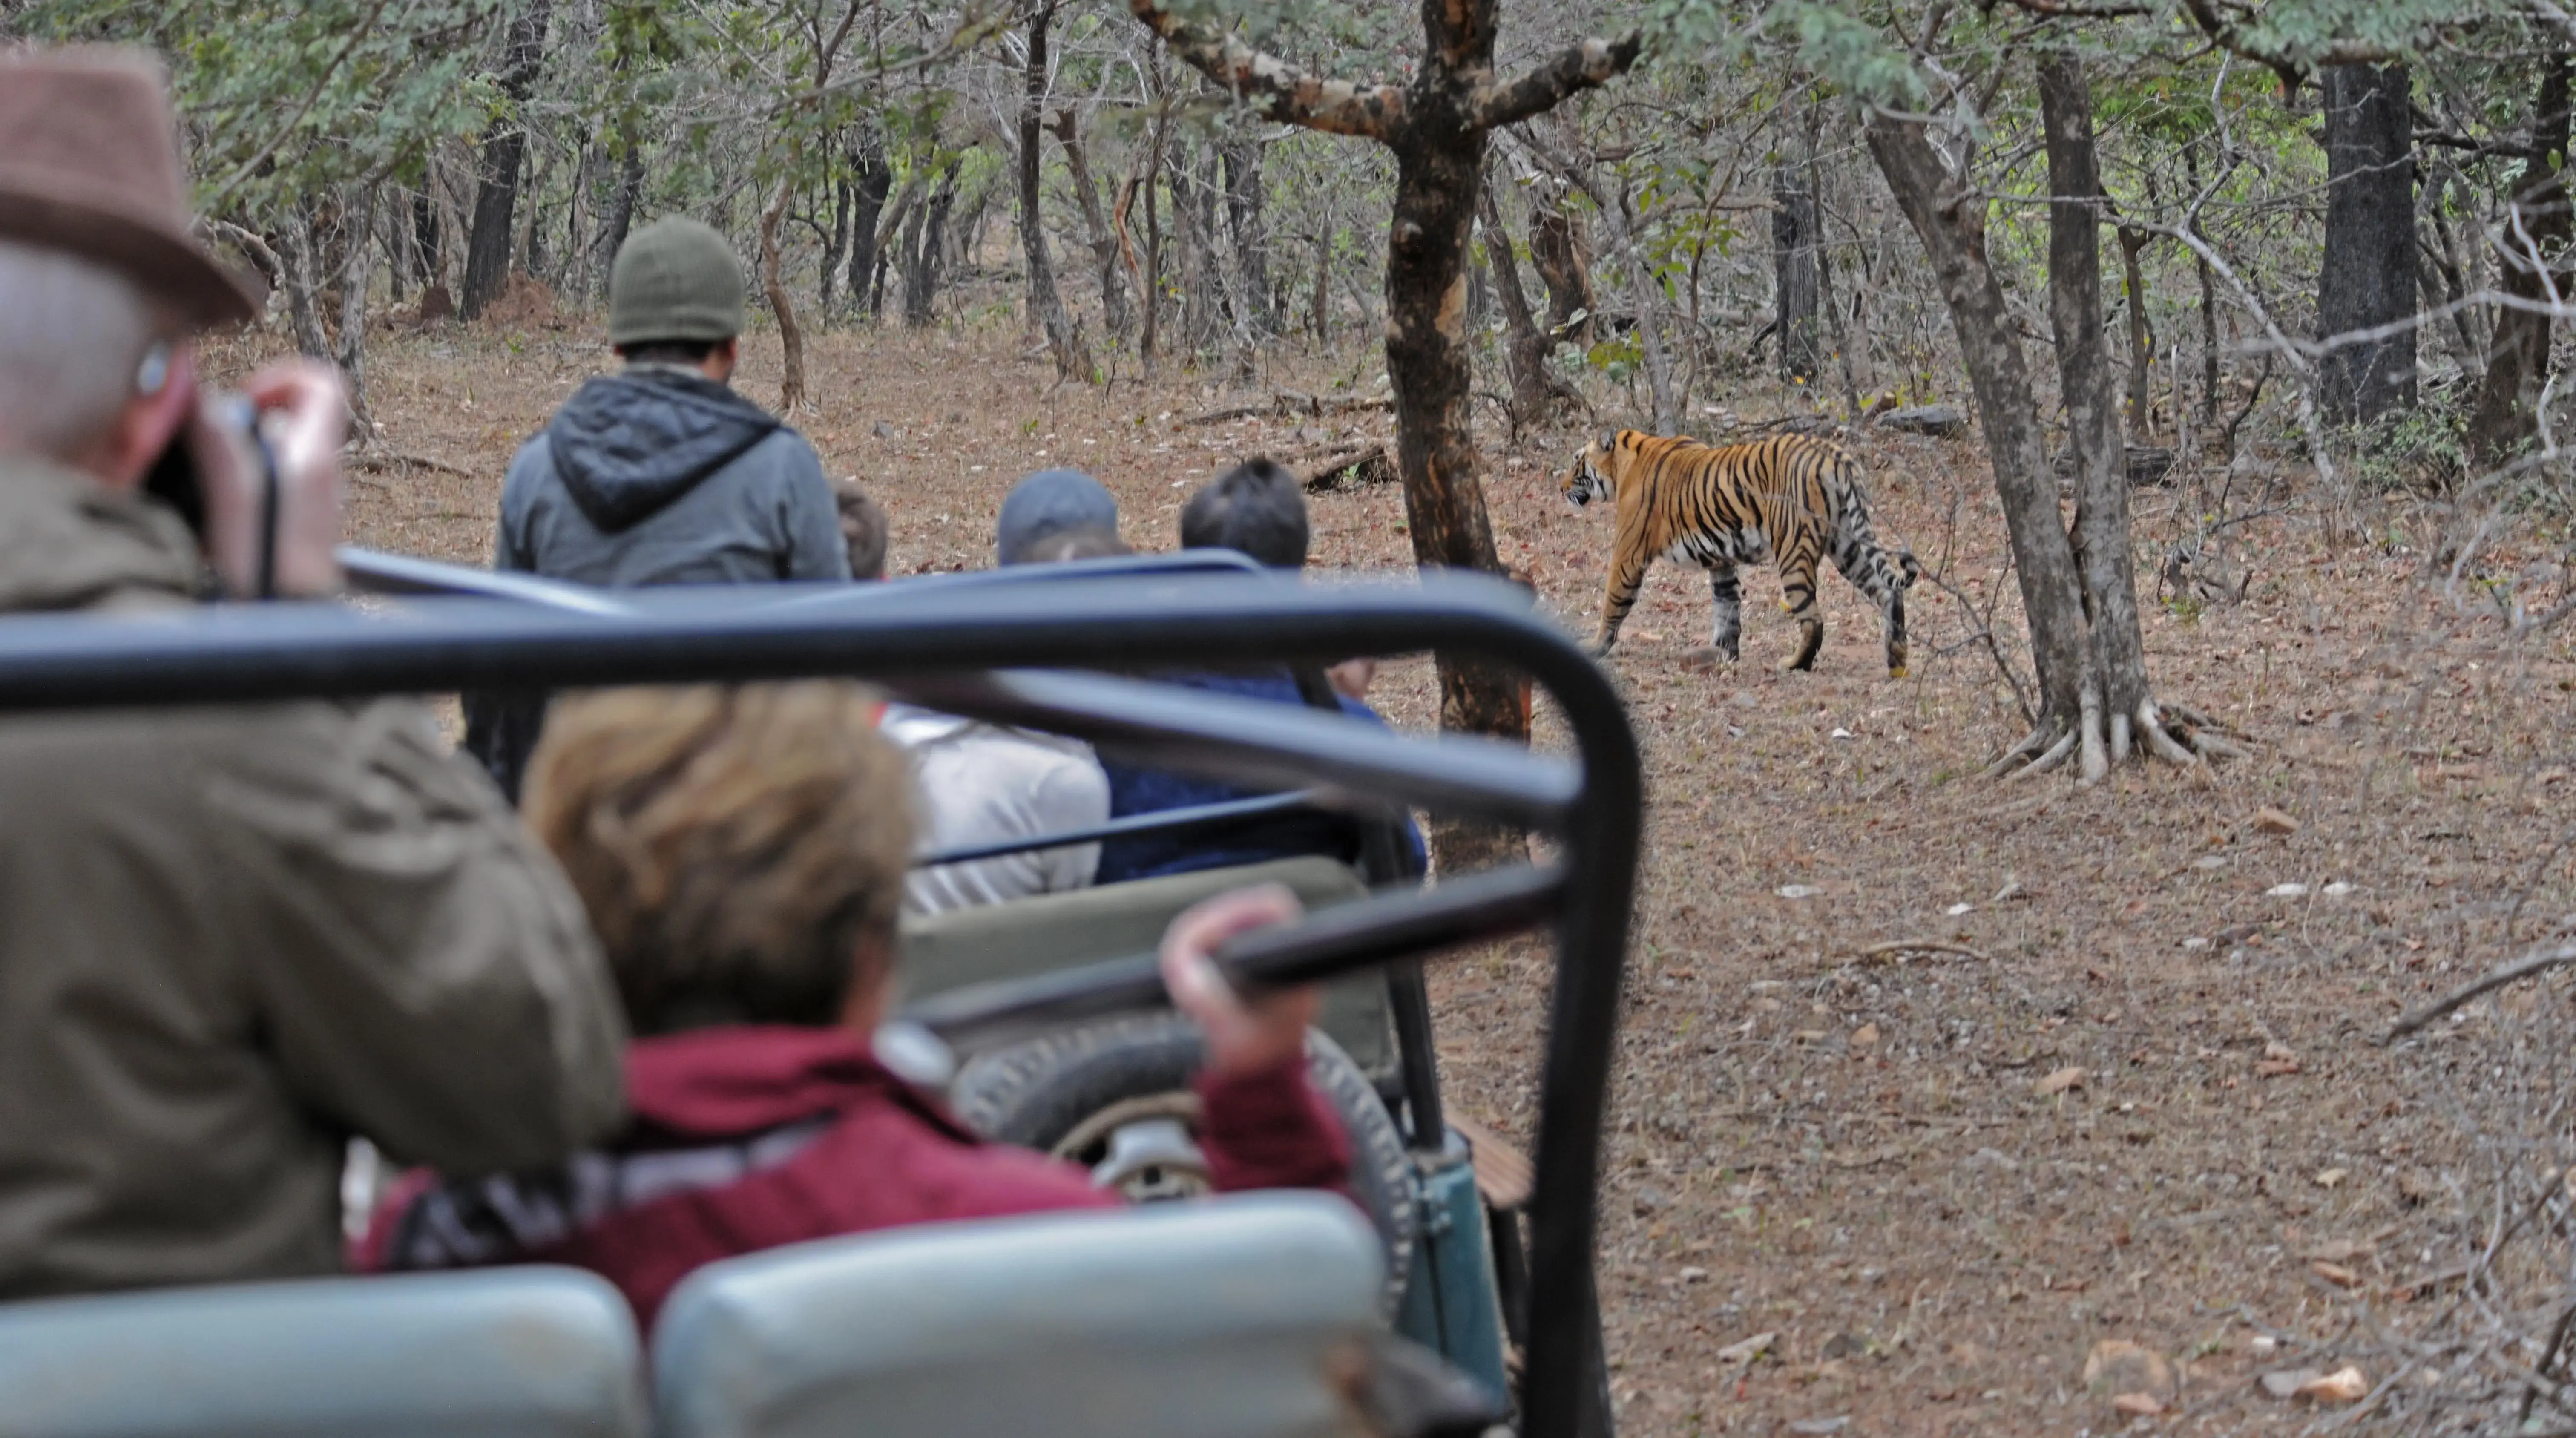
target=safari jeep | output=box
[0,552,1640,1438]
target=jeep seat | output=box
[900,856,1396,1081]
[0,1266,643,1438]
[651,1193,1382,1438]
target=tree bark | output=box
[1049,110,1130,341]
[1018,6,1094,380]
[2040,53,2149,747]
[460,0,553,322]
[1529,183,1594,344]
[1223,134,1274,339]
[1772,163,1822,383]
[2117,226,2155,437]
[2470,53,2572,470]
[337,182,380,437]
[758,174,808,413]
[821,174,851,319]
[2316,63,2418,424]
[904,158,960,328]
[280,207,335,362]
[1481,177,1574,432]
[846,133,894,321]
[1866,110,2089,727]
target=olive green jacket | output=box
[0,457,628,1299]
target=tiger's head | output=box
[1563,431,1625,510]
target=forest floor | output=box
[264,307,2576,1437]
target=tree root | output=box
[1979,725,2056,780]
[2007,728,2079,782]
[1980,693,2248,783]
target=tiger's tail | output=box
[1821,452,1918,678]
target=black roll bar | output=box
[0,571,1639,1438]
[911,788,1325,871]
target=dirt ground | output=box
[276,306,2576,1437]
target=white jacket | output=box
[880,705,1110,916]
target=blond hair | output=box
[525,684,912,1035]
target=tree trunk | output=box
[1309,228,1331,344]
[870,175,920,319]
[337,182,380,437]
[1529,182,1593,344]
[1050,110,1130,340]
[2316,63,2418,425]
[2470,53,2572,470]
[904,159,960,329]
[1018,7,1093,380]
[1772,163,1822,383]
[1481,177,1573,433]
[460,0,553,322]
[2040,53,2149,762]
[280,207,334,362]
[759,173,807,413]
[1865,111,2089,728]
[2185,142,2220,426]
[597,142,644,301]
[846,134,894,321]
[821,174,851,319]
[1138,112,1169,365]
[2116,227,2155,437]
[410,189,440,293]
[1223,134,1273,339]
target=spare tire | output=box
[950,1015,1416,1311]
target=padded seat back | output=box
[901,857,1394,1079]
[0,1266,643,1438]
[652,1194,1383,1438]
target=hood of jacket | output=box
[545,367,784,534]
[0,456,202,614]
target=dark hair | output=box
[835,479,890,581]
[1023,525,1130,565]
[616,339,720,365]
[1179,457,1308,569]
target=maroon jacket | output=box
[361,1026,1350,1328]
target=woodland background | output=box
[12,0,2576,1432]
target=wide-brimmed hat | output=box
[0,48,263,328]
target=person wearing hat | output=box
[463,217,850,799]
[491,217,847,590]
[994,466,1121,565]
[0,49,628,1300]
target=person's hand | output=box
[1327,658,1378,701]
[194,358,348,598]
[1159,884,1316,1079]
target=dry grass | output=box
[266,304,2576,1437]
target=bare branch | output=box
[1124,0,1404,139]
[1469,35,1643,132]
[2175,0,2399,85]
[2387,943,2576,1042]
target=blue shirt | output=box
[1094,671,1428,885]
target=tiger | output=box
[1563,429,1922,676]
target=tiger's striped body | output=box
[1564,430,1920,676]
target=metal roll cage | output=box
[0,552,1640,1438]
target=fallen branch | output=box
[1184,391,1396,426]
[1857,939,1990,964]
[351,449,474,478]
[2385,942,2576,1042]
[1301,443,1394,492]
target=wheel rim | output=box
[1049,1091,1213,1202]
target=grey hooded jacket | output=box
[496,365,849,586]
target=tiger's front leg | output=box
[1590,537,1650,657]
[1706,564,1743,662]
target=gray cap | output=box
[608,218,745,347]
[997,469,1119,565]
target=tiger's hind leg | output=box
[1777,552,1825,671]
[1705,562,1742,663]
[1832,543,1917,678]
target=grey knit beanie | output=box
[608,218,745,347]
